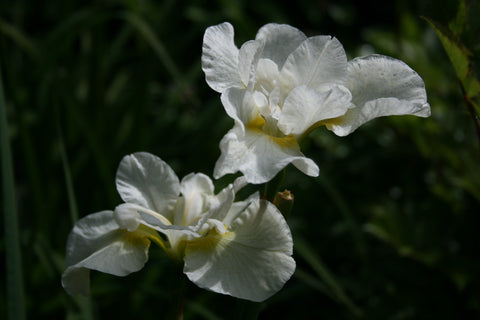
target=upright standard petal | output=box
[202,22,243,92]
[173,173,215,226]
[220,87,259,132]
[327,55,431,136]
[183,199,295,302]
[281,35,348,88]
[255,23,307,69]
[61,210,156,296]
[214,124,319,184]
[116,152,180,219]
[278,84,352,136]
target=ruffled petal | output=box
[183,199,295,302]
[115,152,179,219]
[114,203,198,258]
[220,87,259,131]
[255,23,306,69]
[238,40,263,87]
[198,181,236,224]
[114,203,171,231]
[61,210,153,296]
[278,84,352,136]
[202,22,243,92]
[213,124,319,184]
[251,58,281,98]
[173,173,215,226]
[328,54,431,136]
[281,36,347,88]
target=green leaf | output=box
[425,17,480,99]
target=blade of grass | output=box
[317,174,367,258]
[122,12,199,107]
[0,18,40,61]
[122,12,182,85]
[0,66,26,320]
[56,110,79,225]
[294,236,362,317]
[55,104,95,320]
[293,268,333,299]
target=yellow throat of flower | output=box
[246,115,300,150]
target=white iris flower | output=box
[202,22,431,184]
[62,152,295,302]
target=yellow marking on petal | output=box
[247,114,300,149]
[270,134,299,149]
[186,229,235,253]
[122,224,166,251]
[246,114,266,130]
[299,116,346,142]
[122,231,151,247]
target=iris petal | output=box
[184,199,295,302]
[327,54,430,136]
[202,22,243,92]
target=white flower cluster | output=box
[62,152,294,302]
[203,22,430,184]
[63,22,430,302]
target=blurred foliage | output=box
[1,0,479,319]
[425,0,480,147]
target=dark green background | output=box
[1,0,479,319]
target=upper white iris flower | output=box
[202,22,431,184]
[62,152,295,302]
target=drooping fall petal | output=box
[327,54,431,136]
[184,199,295,302]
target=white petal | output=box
[238,40,263,86]
[114,203,171,231]
[253,58,281,95]
[220,87,259,131]
[61,210,152,296]
[116,152,179,218]
[328,55,430,136]
[199,182,236,224]
[180,173,215,196]
[202,22,243,92]
[213,125,319,184]
[232,176,248,193]
[278,84,352,136]
[255,23,306,69]
[183,199,295,302]
[221,192,259,227]
[114,203,198,257]
[173,173,215,226]
[281,36,347,88]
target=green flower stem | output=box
[262,169,286,202]
[176,276,186,320]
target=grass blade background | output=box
[1,0,480,318]
[0,66,26,320]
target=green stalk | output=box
[262,169,285,202]
[0,66,26,320]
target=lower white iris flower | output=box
[202,22,431,184]
[62,152,295,302]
